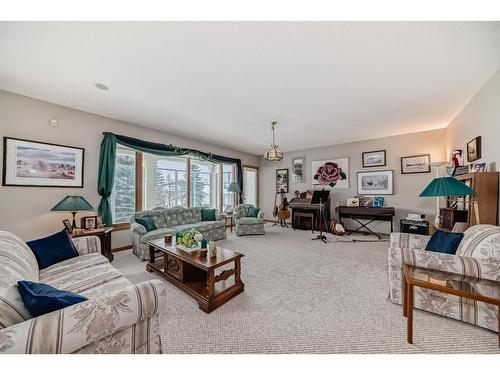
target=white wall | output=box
[259,129,447,233]
[0,90,259,247]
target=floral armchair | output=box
[388,225,500,333]
[0,231,167,354]
[233,204,265,236]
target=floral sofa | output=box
[388,224,500,333]
[0,231,166,354]
[130,207,226,260]
[234,204,265,236]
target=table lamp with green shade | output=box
[419,176,477,226]
[227,182,241,209]
[51,195,94,229]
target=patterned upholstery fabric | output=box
[0,231,166,354]
[234,204,265,236]
[388,226,500,333]
[130,207,226,260]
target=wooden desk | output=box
[338,206,395,239]
[72,227,113,262]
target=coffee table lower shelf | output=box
[146,242,244,313]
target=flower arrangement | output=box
[313,162,347,187]
[176,229,203,248]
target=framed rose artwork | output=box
[311,158,349,189]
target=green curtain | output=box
[97,133,117,225]
[97,132,243,225]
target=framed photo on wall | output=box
[276,168,289,193]
[2,137,84,187]
[291,156,305,183]
[357,170,393,195]
[362,150,386,168]
[467,136,481,162]
[400,154,431,174]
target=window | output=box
[223,163,234,211]
[111,146,136,223]
[143,153,187,210]
[190,159,220,208]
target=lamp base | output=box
[71,211,77,230]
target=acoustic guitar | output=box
[277,189,291,221]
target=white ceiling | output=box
[1,22,499,155]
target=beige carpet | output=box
[113,226,500,354]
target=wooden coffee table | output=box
[403,264,500,347]
[146,238,244,313]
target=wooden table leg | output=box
[235,258,241,284]
[146,245,156,272]
[403,273,407,318]
[207,269,215,298]
[407,284,414,344]
[498,305,499,348]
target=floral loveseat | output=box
[0,231,166,354]
[388,224,500,333]
[234,204,265,236]
[130,207,226,260]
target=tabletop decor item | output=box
[176,229,203,252]
[51,195,94,230]
[312,158,349,189]
[81,215,98,230]
[362,150,386,168]
[357,170,393,195]
[164,234,172,245]
[208,240,217,258]
[467,136,481,162]
[401,154,431,174]
[2,136,84,187]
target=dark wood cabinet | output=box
[439,208,468,230]
[72,227,113,262]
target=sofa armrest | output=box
[0,280,167,354]
[389,232,430,250]
[389,246,500,282]
[258,211,265,219]
[72,235,101,255]
[215,212,224,221]
[131,222,146,235]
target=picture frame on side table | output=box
[470,162,487,173]
[2,137,84,187]
[81,215,98,230]
[357,170,394,195]
[467,136,482,162]
[401,154,431,174]
[62,219,73,232]
[291,156,306,183]
[362,150,386,168]
[276,168,289,193]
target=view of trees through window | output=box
[111,148,237,223]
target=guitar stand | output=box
[272,218,289,228]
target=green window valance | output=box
[97,132,243,225]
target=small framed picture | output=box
[470,162,487,173]
[62,219,73,232]
[81,215,98,230]
[373,196,385,208]
[276,168,289,193]
[400,154,431,174]
[291,156,306,183]
[357,170,394,195]
[346,198,359,207]
[362,150,386,168]
[467,136,481,162]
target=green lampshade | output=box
[51,196,94,212]
[419,177,477,197]
[227,182,241,193]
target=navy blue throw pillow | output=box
[17,280,87,317]
[425,230,464,255]
[27,230,79,270]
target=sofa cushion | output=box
[41,262,123,294]
[39,253,109,282]
[0,231,40,328]
[456,224,500,261]
[134,210,167,228]
[140,228,177,243]
[77,276,133,300]
[27,230,79,270]
[425,230,464,255]
[17,280,87,318]
[135,216,157,232]
[238,217,264,225]
[201,208,216,221]
[247,207,260,218]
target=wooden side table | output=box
[72,227,114,262]
[224,213,234,233]
[403,264,500,347]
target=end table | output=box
[72,227,114,262]
[224,213,234,233]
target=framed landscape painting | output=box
[362,150,386,168]
[2,137,84,187]
[400,154,431,174]
[357,170,393,195]
[276,168,289,193]
[291,156,305,183]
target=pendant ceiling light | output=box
[264,121,284,161]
